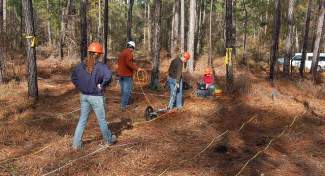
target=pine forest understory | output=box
[0,0,324,175]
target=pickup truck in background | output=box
[277,53,325,71]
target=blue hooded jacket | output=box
[71,61,112,96]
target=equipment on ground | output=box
[215,87,223,97]
[144,106,168,121]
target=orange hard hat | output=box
[88,42,104,54]
[183,52,190,61]
[204,68,212,75]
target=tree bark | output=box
[232,0,236,56]
[0,47,3,84]
[311,1,325,82]
[127,0,134,41]
[242,0,248,65]
[150,0,161,90]
[311,0,322,51]
[225,0,234,87]
[269,0,281,81]
[197,0,205,56]
[0,0,2,32]
[46,0,52,45]
[22,0,38,98]
[147,1,151,54]
[0,0,3,84]
[294,26,299,51]
[208,0,213,66]
[2,0,5,32]
[299,0,312,77]
[283,0,295,76]
[98,0,102,38]
[187,0,196,73]
[171,0,180,59]
[180,0,185,52]
[80,0,88,61]
[144,4,147,47]
[103,0,109,64]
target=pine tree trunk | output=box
[283,0,295,76]
[242,0,248,66]
[147,1,151,54]
[2,0,5,32]
[180,0,185,52]
[269,0,281,81]
[0,47,3,84]
[197,0,205,56]
[232,0,236,56]
[22,0,38,98]
[46,0,52,45]
[59,0,64,59]
[299,0,312,77]
[103,0,109,64]
[208,0,213,66]
[144,4,147,47]
[187,0,196,73]
[0,0,3,84]
[150,0,161,90]
[98,0,102,38]
[311,1,325,82]
[311,1,322,51]
[20,3,23,48]
[171,2,175,57]
[80,0,88,61]
[225,0,234,87]
[0,0,2,32]
[171,0,180,59]
[127,0,134,41]
[194,0,201,57]
[294,26,299,51]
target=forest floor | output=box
[0,54,324,176]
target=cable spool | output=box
[135,69,148,83]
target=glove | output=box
[97,84,102,90]
[176,83,180,89]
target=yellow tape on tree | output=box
[224,48,233,65]
[24,34,38,48]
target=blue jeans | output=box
[119,76,133,108]
[73,94,114,148]
[167,77,183,109]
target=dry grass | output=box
[0,54,324,175]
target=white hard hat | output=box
[127,41,135,48]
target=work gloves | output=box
[176,83,180,89]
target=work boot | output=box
[109,134,117,144]
[100,135,117,148]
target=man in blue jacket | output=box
[71,42,116,149]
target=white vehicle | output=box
[291,53,325,71]
[278,53,325,71]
